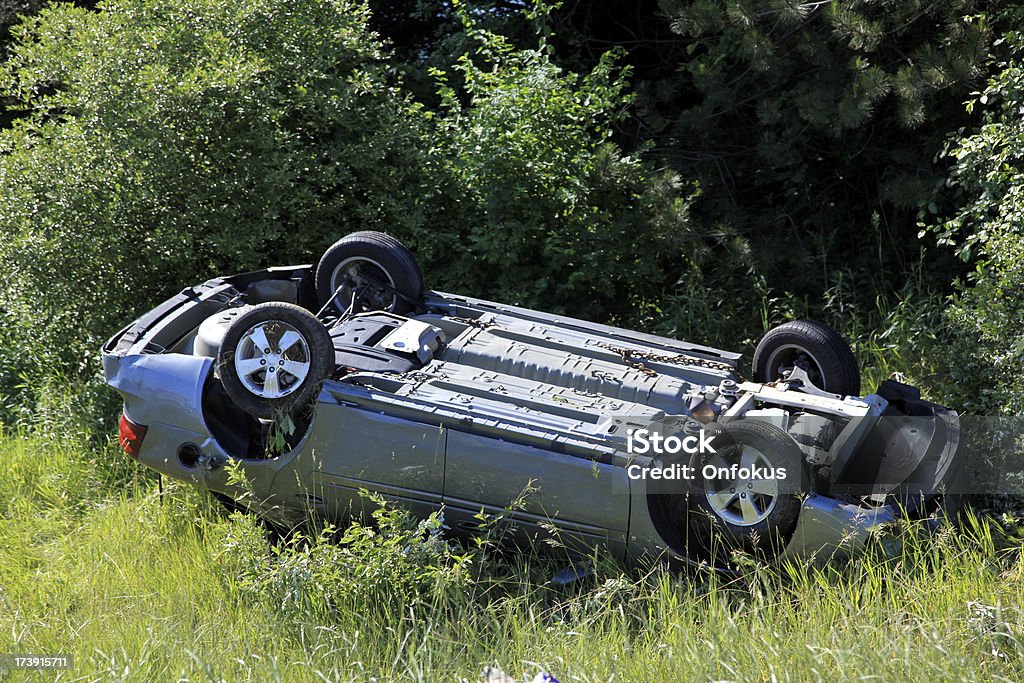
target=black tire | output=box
[314,231,423,315]
[752,319,860,396]
[682,420,807,561]
[218,302,334,419]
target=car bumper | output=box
[778,494,898,562]
[103,351,225,480]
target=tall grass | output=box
[0,243,988,680]
[2,431,1023,681]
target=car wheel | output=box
[684,420,806,560]
[315,231,423,315]
[752,319,860,396]
[218,302,335,419]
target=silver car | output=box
[102,231,964,566]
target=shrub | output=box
[0,0,702,421]
[412,23,699,322]
[931,35,1024,414]
[0,0,427,392]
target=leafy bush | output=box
[222,493,473,621]
[0,0,427,393]
[931,35,1024,414]
[411,22,700,322]
[0,0,703,420]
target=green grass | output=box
[2,431,1024,682]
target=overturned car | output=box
[102,231,964,565]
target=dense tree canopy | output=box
[0,0,1021,417]
[544,1,994,293]
[0,0,694,408]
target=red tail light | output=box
[118,414,148,460]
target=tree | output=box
[931,30,1024,414]
[549,0,993,299]
[0,0,428,386]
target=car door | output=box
[283,401,447,521]
[442,431,630,557]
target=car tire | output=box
[752,319,860,396]
[683,419,807,561]
[218,302,334,419]
[315,231,423,315]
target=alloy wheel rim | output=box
[233,320,311,399]
[703,445,780,526]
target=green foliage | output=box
[415,20,700,320]
[0,0,44,48]
[0,0,426,396]
[654,247,948,398]
[227,493,472,621]
[931,35,1024,414]
[0,0,701,415]
[659,0,989,221]
[549,0,992,305]
[5,431,1024,679]
[366,0,536,105]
